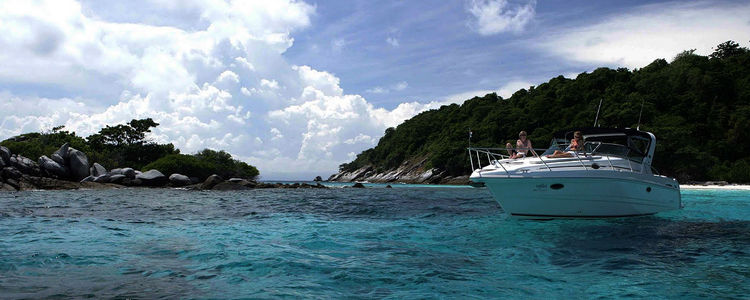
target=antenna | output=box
[636,99,645,130]
[594,98,603,127]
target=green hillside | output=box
[339,41,750,183]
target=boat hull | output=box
[474,173,681,218]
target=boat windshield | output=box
[544,134,650,163]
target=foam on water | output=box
[0,187,747,298]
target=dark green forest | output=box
[1,118,259,180]
[340,41,750,183]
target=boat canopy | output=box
[552,127,652,141]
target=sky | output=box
[1,0,749,180]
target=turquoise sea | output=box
[0,184,748,298]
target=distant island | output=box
[330,41,750,184]
[0,118,326,191]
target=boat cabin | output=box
[544,127,657,168]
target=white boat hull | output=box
[473,172,681,218]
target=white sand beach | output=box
[681,185,750,191]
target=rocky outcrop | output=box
[327,156,469,185]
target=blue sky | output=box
[1,0,749,179]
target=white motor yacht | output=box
[468,128,681,218]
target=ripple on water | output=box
[0,187,748,298]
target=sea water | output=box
[0,185,747,298]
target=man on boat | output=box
[506,130,536,159]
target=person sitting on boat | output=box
[546,131,583,158]
[506,130,535,159]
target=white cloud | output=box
[365,87,387,94]
[332,38,347,53]
[0,0,453,179]
[365,81,408,94]
[216,70,240,85]
[260,79,280,90]
[393,81,408,91]
[386,37,399,47]
[538,1,750,69]
[467,0,535,35]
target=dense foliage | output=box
[340,41,750,183]
[1,119,260,179]
[143,150,259,181]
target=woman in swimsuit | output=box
[506,131,535,159]
[547,131,583,158]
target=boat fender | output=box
[591,163,600,169]
[550,183,564,190]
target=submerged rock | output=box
[352,182,365,188]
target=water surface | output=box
[0,186,747,298]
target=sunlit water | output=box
[0,184,748,298]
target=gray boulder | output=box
[90,163,107,177]
[118,168,136,179]
[93,174,110,183]
[136,169,168,186]
[0,146,10,165]
[109,174,126,184]
[54,143,70,161]
[51,153,66,165]
[67,148,90,180]
[169,173,191,187]
[38,155,68,178]
[80,175,95,182]
[10,155,40,175]
[201,174,223,190]
[3,167,23,180]
[212,181,251,190]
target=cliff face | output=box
[327,156,469,184]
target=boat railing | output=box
[468,142,646,176]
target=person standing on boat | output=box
[506,131,535,159]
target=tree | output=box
[87,118,159,147]
[709,40,748,59]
